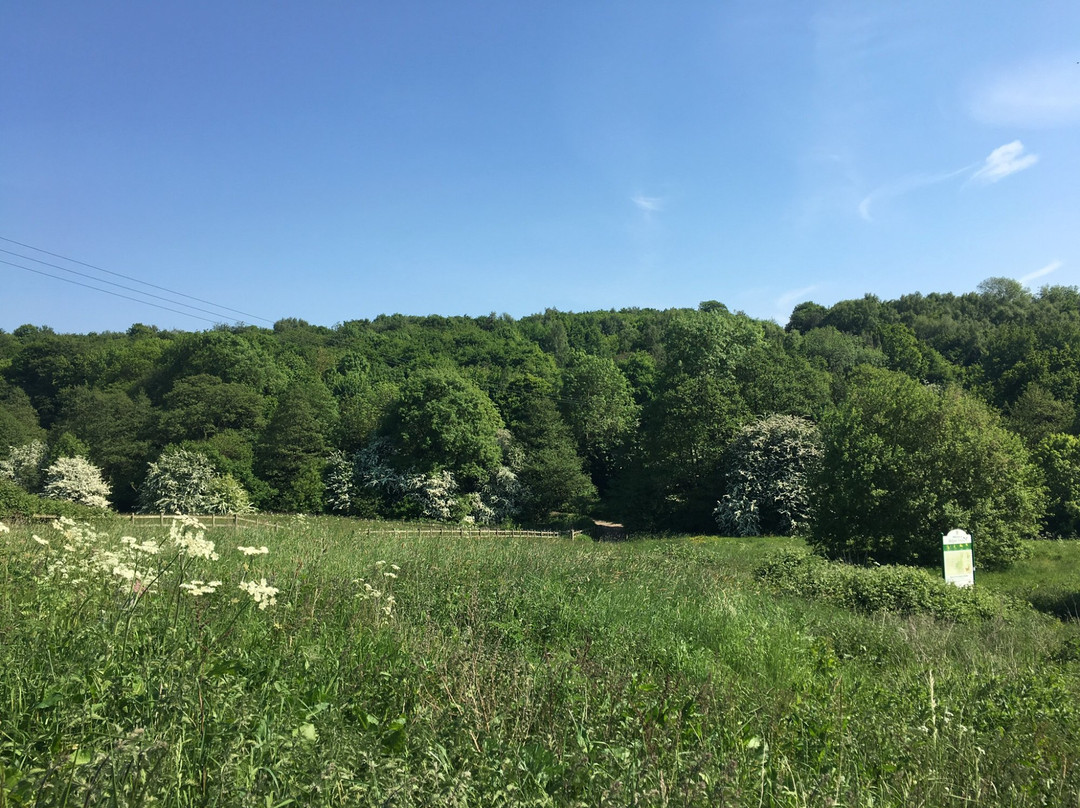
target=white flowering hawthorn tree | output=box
[42,456,112,509]
[0,440,47,492]
[139,448,254,514]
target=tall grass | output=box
[1,516,1078,806]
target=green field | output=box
[2,516,1078,807]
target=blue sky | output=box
[2,1,1079,333]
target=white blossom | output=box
[181,579,223,596]
[0,441,46,491]
[239,578,279,610]
[169,518,218,560]
[139,448,253,515]
[43,456,111,509]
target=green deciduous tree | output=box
[159,374,267,442]
[499,375,595,521]
[0,382,45,450]
[558,351,638,493]
[1006,384,1076,449]
[1035,433,1080,538]
[257,379,338,512]
[52,386,155,511]
[809,367,1043,569]
[382,369,504,488]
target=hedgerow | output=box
[754,549,1024,622]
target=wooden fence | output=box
[121,513,282,529]
[351,525,567,540]
[28,513,281,529]
[25,513,570,539]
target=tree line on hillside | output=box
[2,277,1079,568]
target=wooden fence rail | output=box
[353,527,567,540]
[28,513,281,529]
[24,513,571,539]
[121,513,282,529]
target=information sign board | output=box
[942,528,974,588]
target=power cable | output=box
[0,235,274,324]
[0,259,223,325]
[0,248,249,323]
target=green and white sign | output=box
[942,528,974,588]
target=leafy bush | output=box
[809,367,1043,569]
[42,456,111,509]
[0,477,108,519]
[0,440,47,492]
[714,414,822,536]
[754,549,1022,622]
[328,439,523,523]
[1035,433,1080,537]
[139,448,254,514]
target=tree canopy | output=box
[3,277,1079,565]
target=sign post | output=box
[942,529,974,588]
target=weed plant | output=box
[1,517,1078,806]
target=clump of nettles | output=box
[754,549,1023,622]
[28,516,282,612]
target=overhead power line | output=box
[0,248,253,323]
[0,259,222,325]
[0,235,274,325]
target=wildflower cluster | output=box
[180,580,223,596]
[237,545,269,556]
[25,517,284,613]
[38,517,159,590]
[169,516,219,560]
[239,578,279,610]
[353,560,401,618]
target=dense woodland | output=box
[3,277,1080,565]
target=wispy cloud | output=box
[858,167,970,221]
[631,194,664,213]
[1020,259,1062,285]
[859,141,1038,221]
[776,285,819,309]
[969,141,1038,185]
[970,56,1080,128]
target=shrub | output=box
[714,414,821,536]
[754,549,1022,622]
[0,477,108,519]
[205,474,256,515]
[809,367,1043,569]
[327,439,523,523]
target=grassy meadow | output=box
[1,516,1079,807]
